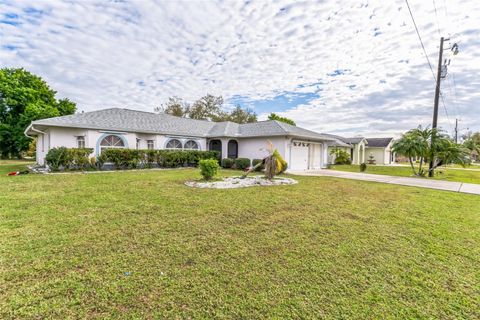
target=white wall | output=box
[365,147,385,164]
[237,136,287,161]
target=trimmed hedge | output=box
[98,149,219,170]
[46,148,219,171]
[221,158,235,169]
[45,147,94,171]
[234,158,250,170]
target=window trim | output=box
[76,136,85,149]
[184,140,199,150]
[165,138,183,149]
[96,133,128,155]
[147,140,155,150]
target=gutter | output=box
[24,124,46,138]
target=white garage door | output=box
[290,142,309,170]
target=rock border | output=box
[185,175,298,189]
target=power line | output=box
[405,0,454,132]
[404,0,436,82]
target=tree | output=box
[154,96,189,117]
[463,132,480,160]
[188,94,224,121]
[392,126,470,176]
[0,68,76,158]
[226,105,257,123]
[268,113,296,126]
[155,95,257,124]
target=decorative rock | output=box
[185,176,298,189]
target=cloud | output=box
[1,0,479,137]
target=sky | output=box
[1,0,479,138]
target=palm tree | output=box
[392,126,429,176]
[393,126,470,176]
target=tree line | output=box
[154,95,296,126]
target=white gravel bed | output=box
[185,175,298,189]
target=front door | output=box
[209,140,222,160]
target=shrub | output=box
[45,147,93,171]
[330,148,351,165]
[360,163,367,172]
[221,158,235,168]
[100,149,219,170]
[46,148,219,171]
[234,158,250,170]
[252,159,264,171]
[45,147,70,171]
[199,159,219,180]
[70,148,93,170]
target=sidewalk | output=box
[288,170,480,195]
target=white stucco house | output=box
[25,108,349,170]
[328,136,395,165]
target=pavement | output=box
[288,169,480,195]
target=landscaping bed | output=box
[185,175,297,188]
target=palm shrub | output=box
[199,159,219,180]
[393,126,470,176]
[264,149,288,179]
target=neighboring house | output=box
[25,108,339,170]
[364,137,395,165]
[327,136,395,165]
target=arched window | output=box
[228,140,238,159]
[184,140,199,150]
[100,134,125,152]
[166,139,182,149]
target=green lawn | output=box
[329,164,480,184]
[1,162,479,319]
[0,159,34,175]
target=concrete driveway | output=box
[288,169,480,195]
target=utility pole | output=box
[454,118,458,143]
[428,37,445,178]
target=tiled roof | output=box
[30,108,336,141]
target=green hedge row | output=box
[220,158,251,170]
[45,147,94,171]
[45,147,219,171]
[98,149,219,169]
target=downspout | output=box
[25,124,47,155]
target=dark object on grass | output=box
[360,163,367,172]
[7,170,29,176]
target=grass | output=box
[329,164,480,184]
[0,159,34,175]
[1,161,479,319]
